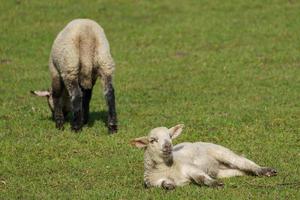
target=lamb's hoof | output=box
[162,181,175,190]
[108,124,118,134]
[211,180,224,189]
[257,167,277,177]
[144,182,150,189]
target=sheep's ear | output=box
[169,124,184,139]
[130,137,149,149]
[30,90,50,97]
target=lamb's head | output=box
[131,124,184,165]
[31,90,55,113]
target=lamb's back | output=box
[173,142,219,174]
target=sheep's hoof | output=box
[108,124,118,134]
[162,181,175,190]
[256,167,277,177]
[83,114,89,125]
[83,118,89,125]
[71,127,82,132]
[56,124,64,130]
[55,120,64,130]
[71,123,83,132]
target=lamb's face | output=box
[148,127,174,159]
[131,124,184,161]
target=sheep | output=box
[131,124,277,190]
[31,19,117,133]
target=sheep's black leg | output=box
[82,88,92,124]
[103,76,117,133]
[69,81,83,132]
[52,77,64,130]
[53,97,64,130]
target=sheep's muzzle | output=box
[162,141,173,156]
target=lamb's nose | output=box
[164,142,171,148]
[163,141,172,151]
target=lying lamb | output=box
[31,19,117,133]
[131,124,277,189]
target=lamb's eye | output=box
[150,138,158,143]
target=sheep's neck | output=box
[143,149,175,186]
[144,149,174,168]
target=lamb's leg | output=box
[102,75,117,133]
[52,77,64,130]
[67,81,83,132]
[150,178,176,190]
[192,174,224,188]
[187,167,224,188]
[217,168,245,178]
[82,88,92,124]
[210,145,277,177]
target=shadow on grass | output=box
[41,110,108,128]
[87,110,108,127]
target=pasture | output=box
[0,0,299,199]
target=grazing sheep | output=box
[131,124,277,190]
[31,19,117,133]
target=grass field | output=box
[0,0,300,199]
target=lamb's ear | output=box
[30,90,50,97]
[169,124,184,139]
[130,137,149,149]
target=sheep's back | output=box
[49,19,114,87]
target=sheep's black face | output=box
[31,90,71,121]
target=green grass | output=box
[0,0,299,199]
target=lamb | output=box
[31,19,117,133]
[131,124,277,190]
